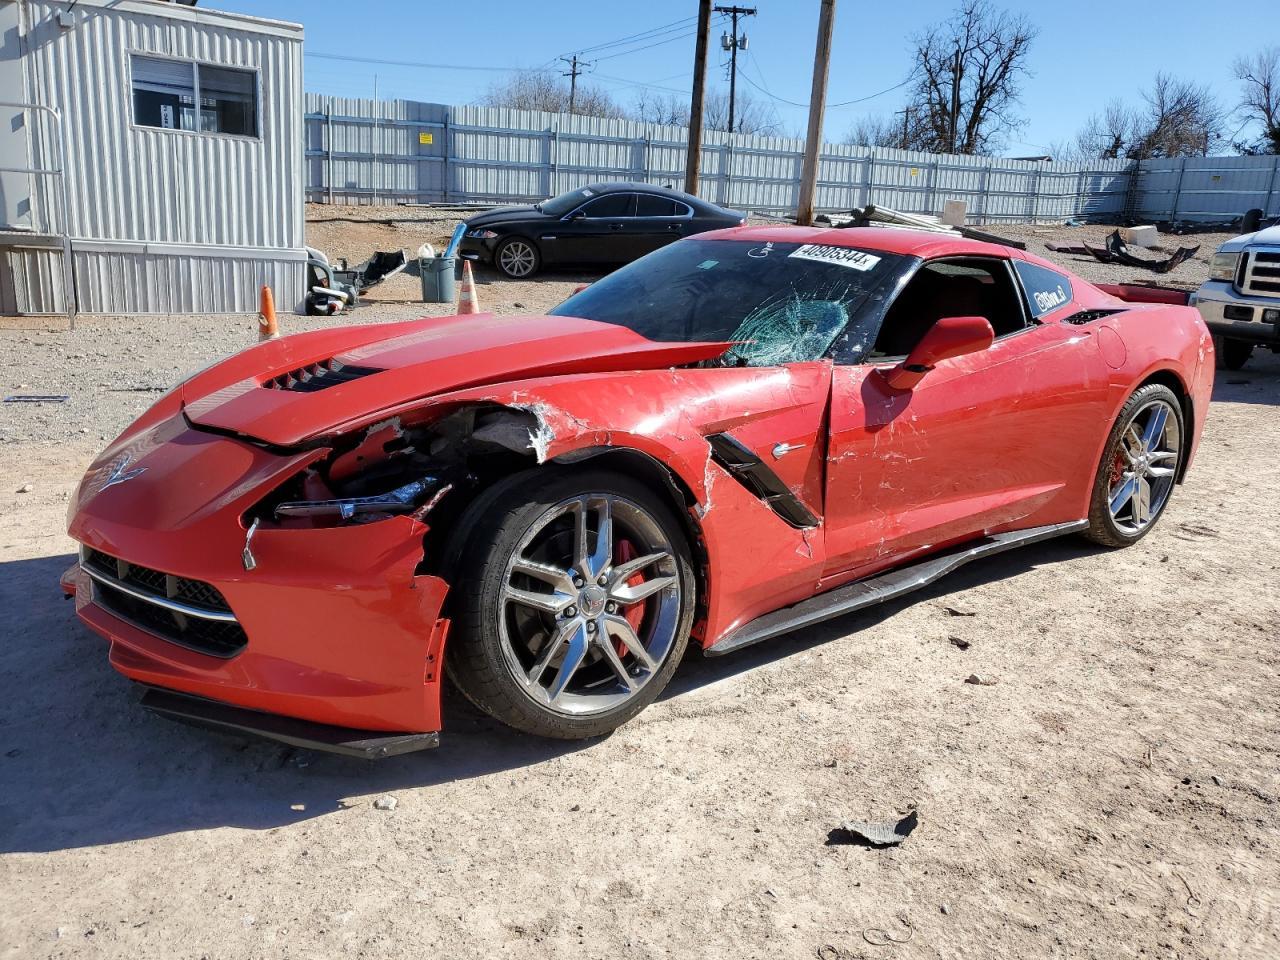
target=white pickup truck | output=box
[1192,223,1280,369]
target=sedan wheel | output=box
[1085,384,1184,546]
[495,238,540,278]
[449,470,694,739]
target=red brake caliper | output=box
[613,539,647,655]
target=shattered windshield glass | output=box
[549,239,903,366]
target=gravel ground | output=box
[1,208,1278,959]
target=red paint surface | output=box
[66,227,1214,738]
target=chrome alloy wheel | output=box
[497,239,537,277]
[1108,398,1181,535]
[498,495,682,716]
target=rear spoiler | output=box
[1096,283,1191,307]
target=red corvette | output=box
[63,226,1213,756]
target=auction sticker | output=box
[789,244,881,271]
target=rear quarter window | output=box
[1014,261,1073,319]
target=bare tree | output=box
[1233,47,1280,154]
[480,70,626,118]
[1129,74,1224,158]
[904,0,1037,154]
[1070,77,1226,160]
[630,88,780,136]
[1073,100,1141,160]
[842,114,911,148]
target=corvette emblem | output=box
[101,454,146,490]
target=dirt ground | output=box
[1,210,1278,960]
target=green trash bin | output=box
[419,254,456,304]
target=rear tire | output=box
[1083,384,1184,548]
[448,469,695,739]
[1216,337,1254,371]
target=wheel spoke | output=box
[1147,465,1176,478]
[545,622,589,703]
[1148,450,1177,465]
[527,622,571,686]
[611,574,677,605]
[1110,474,1137,516]
[610,551,670,583]
[1133,477,1152,524]
[505,585,573,615]
[596,635,638,691]
[604,615,657,671]
[589,498,613,577]
[571,499,591,577]
[511,559,575,594]
[1121,424,1143,464]
[1141,405,1169,451]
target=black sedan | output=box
[457,182,745,278]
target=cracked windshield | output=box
[550,239,904,365]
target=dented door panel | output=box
[823,323,1111,581]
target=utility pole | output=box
[684,0,713,195]
[561,55,589,114]
[714,5,755,134]
[796,0,836,226]
[893,106,913,149]
[948,47,961,153]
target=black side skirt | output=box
[705,521,1088,656]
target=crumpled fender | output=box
[431,363,836,646]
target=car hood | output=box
[181,313,731,447]
[464,205,547,228]
[1220,223,1280,251]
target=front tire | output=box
[494,237,541,279]
[448,469,695,739]
[1216,337,1254,371]
[1083,384,1184,547]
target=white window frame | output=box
[128,52,262,142]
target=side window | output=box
[636,194,682,217]
[132,56,259,137]
[869,257,1027,359]
[580,193,635,218]
[1014,261,1073,319]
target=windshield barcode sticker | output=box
[788,244,881,271]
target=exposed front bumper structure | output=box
[1192,281,1280,345]
[66,413,453,752]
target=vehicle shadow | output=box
[0,537,1097,853]
[1210,346,1280,406]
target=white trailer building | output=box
[0,0,304,318]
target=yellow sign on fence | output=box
[419,132,433,145]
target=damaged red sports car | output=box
[63,226,1214,756]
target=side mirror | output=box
[566,209,586,221]
[884,316,994,390]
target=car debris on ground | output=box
[829,810,919,847]
[1082,230,1200,274]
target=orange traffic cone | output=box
[258,285,279,341]
[457,261,480,315]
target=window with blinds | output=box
[131,55,259,138]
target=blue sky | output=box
[217,0,1272,155]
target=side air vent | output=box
[262,358,382,393]
[705,433,819,529]
[1062,308,1123,325]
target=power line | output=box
[593,26,708,63]
[558,16,698,59]
[741,50,913,110]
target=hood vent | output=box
[261,358,382,393]
[1062,308,1123,326]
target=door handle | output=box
[667,224,682,232]
[609,223,623,231]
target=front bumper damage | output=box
[65,413,452,757]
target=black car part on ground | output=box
[1082,230,1200,274]
[305,248,409,316]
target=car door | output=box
[624,195,692,257]
[553,192,637,265]
[821,256,1113,582]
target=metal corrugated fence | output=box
[305,94,1280,224]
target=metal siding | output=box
[6,0,305,316]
